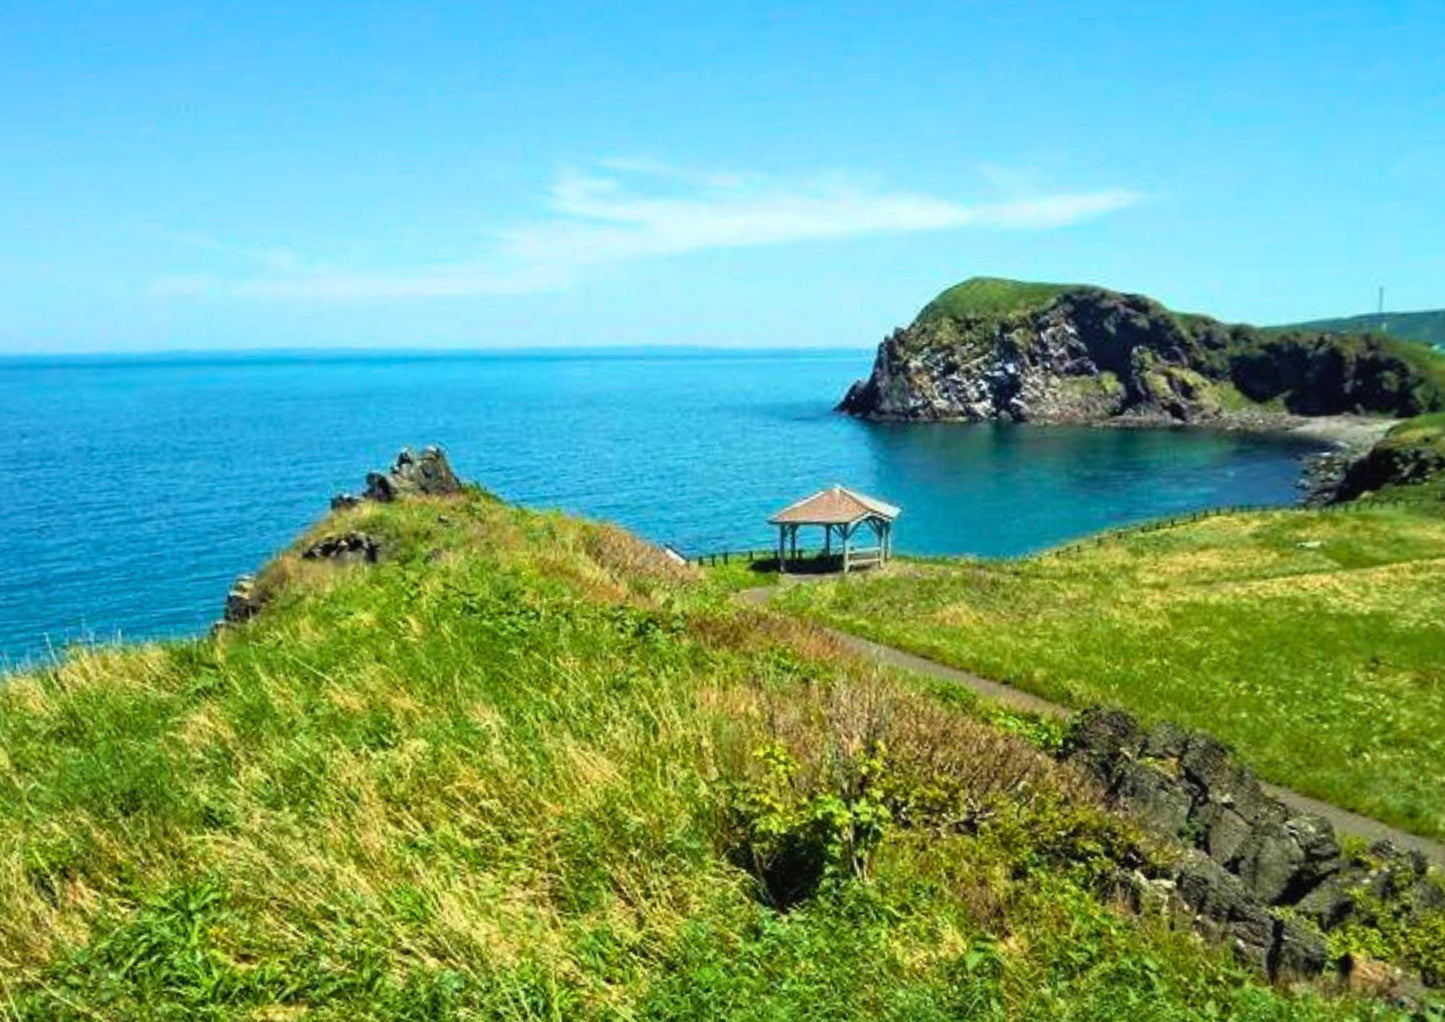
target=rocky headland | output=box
[839,278,1445,430]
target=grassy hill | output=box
[0,488,1409,1019]
[1277,311,1445,349]
[773,505,1445,842]
[915,280,1445,353]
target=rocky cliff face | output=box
[839,282,1443,425]
[1070,708,1442,995]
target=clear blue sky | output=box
[3,0,1442,353]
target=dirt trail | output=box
[735,584,1445,866]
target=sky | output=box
[2,0,1442,353]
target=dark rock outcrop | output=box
[224,446,461,627]
[329,446,465,509]
[839,281,1442,425]
[222,575,263,624]
[1299,449,1357,507]
[1068,708,1442,985]
[302,531,381,564]
[363,446,463,502]
[1273,917,1329,981]
[1296,874,1357,930]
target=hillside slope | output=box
[0,470,1417,1019]
[1277,310,1445,350]
[839,278,1445,424]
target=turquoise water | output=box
[1,349,1321,665]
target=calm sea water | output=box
[1,349,1321,665]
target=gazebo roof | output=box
[768,485,901,526]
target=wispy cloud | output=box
[145,227,307,275]
[154,162,1141,300]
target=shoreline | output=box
[847,407,1394,452]
[1279,413,1394,453]
[1091,411,1390,452]
[1109,411,1394,457]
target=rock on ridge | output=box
[222,446,462,627]
[331,446,463,508]
[302,531,381,564]
[222,575,262,624]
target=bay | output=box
[0,348,1320,665]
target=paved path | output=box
[736,585,1445,867]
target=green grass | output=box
[773,505,1445,841]
[914,276,1077,325]
[0,492,1402,1019]
[690,553,781,595]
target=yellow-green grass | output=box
[0,492,1393,1019]
[773,506,1445,841]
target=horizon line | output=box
[0,342,879,364]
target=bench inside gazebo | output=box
[767,485,900,574]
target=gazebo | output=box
[767,485,900,574]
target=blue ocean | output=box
[1,349,1322,665]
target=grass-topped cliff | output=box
[840,277,1445,425]
[1331,413,1445,508]
[3,477,1432,1019]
